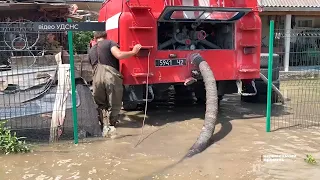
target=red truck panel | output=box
[97,0,261,85]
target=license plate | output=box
[155,59,186,67]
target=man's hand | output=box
[132,44,142,54]
[111,43,142,59]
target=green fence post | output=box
[67,18,79,144]
[266,20,275,132]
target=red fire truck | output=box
[92,0,279,110]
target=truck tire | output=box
[174,84,194,104]
[260,53,279,68]
[241,53,281,104]
[122,101,138,111]
[260,68,279,81]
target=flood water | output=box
[1,95,319,180]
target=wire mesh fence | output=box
[273,28,320,68]
[0,21,101,143]
[270,27,320,131]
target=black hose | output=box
[185,53,218,158]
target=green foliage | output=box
[0,121,31,155]
[73,31,94,54]
[304,154,317,165]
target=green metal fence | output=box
[0,19,103,144]
[266,20,274,132]
[67,18,79,144]
[266,20,320,131]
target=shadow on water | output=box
[119,94,289,150]
[119,94,290,179]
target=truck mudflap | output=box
[158,6,252,22]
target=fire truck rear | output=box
[94,0,268,110]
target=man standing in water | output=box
[89,31,142,137]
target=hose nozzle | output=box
[190,53,204,67]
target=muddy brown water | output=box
[0,95,319,180]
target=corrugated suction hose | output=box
[185,53,218,158]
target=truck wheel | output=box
[174,84,194,105]
[122,101,138,111]
[260,53,280,68]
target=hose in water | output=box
[185,53,218,158]
[139,53,219,179]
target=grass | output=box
[304,154,317,165]
[0,121,31,155]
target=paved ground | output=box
[0,94,319,180]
